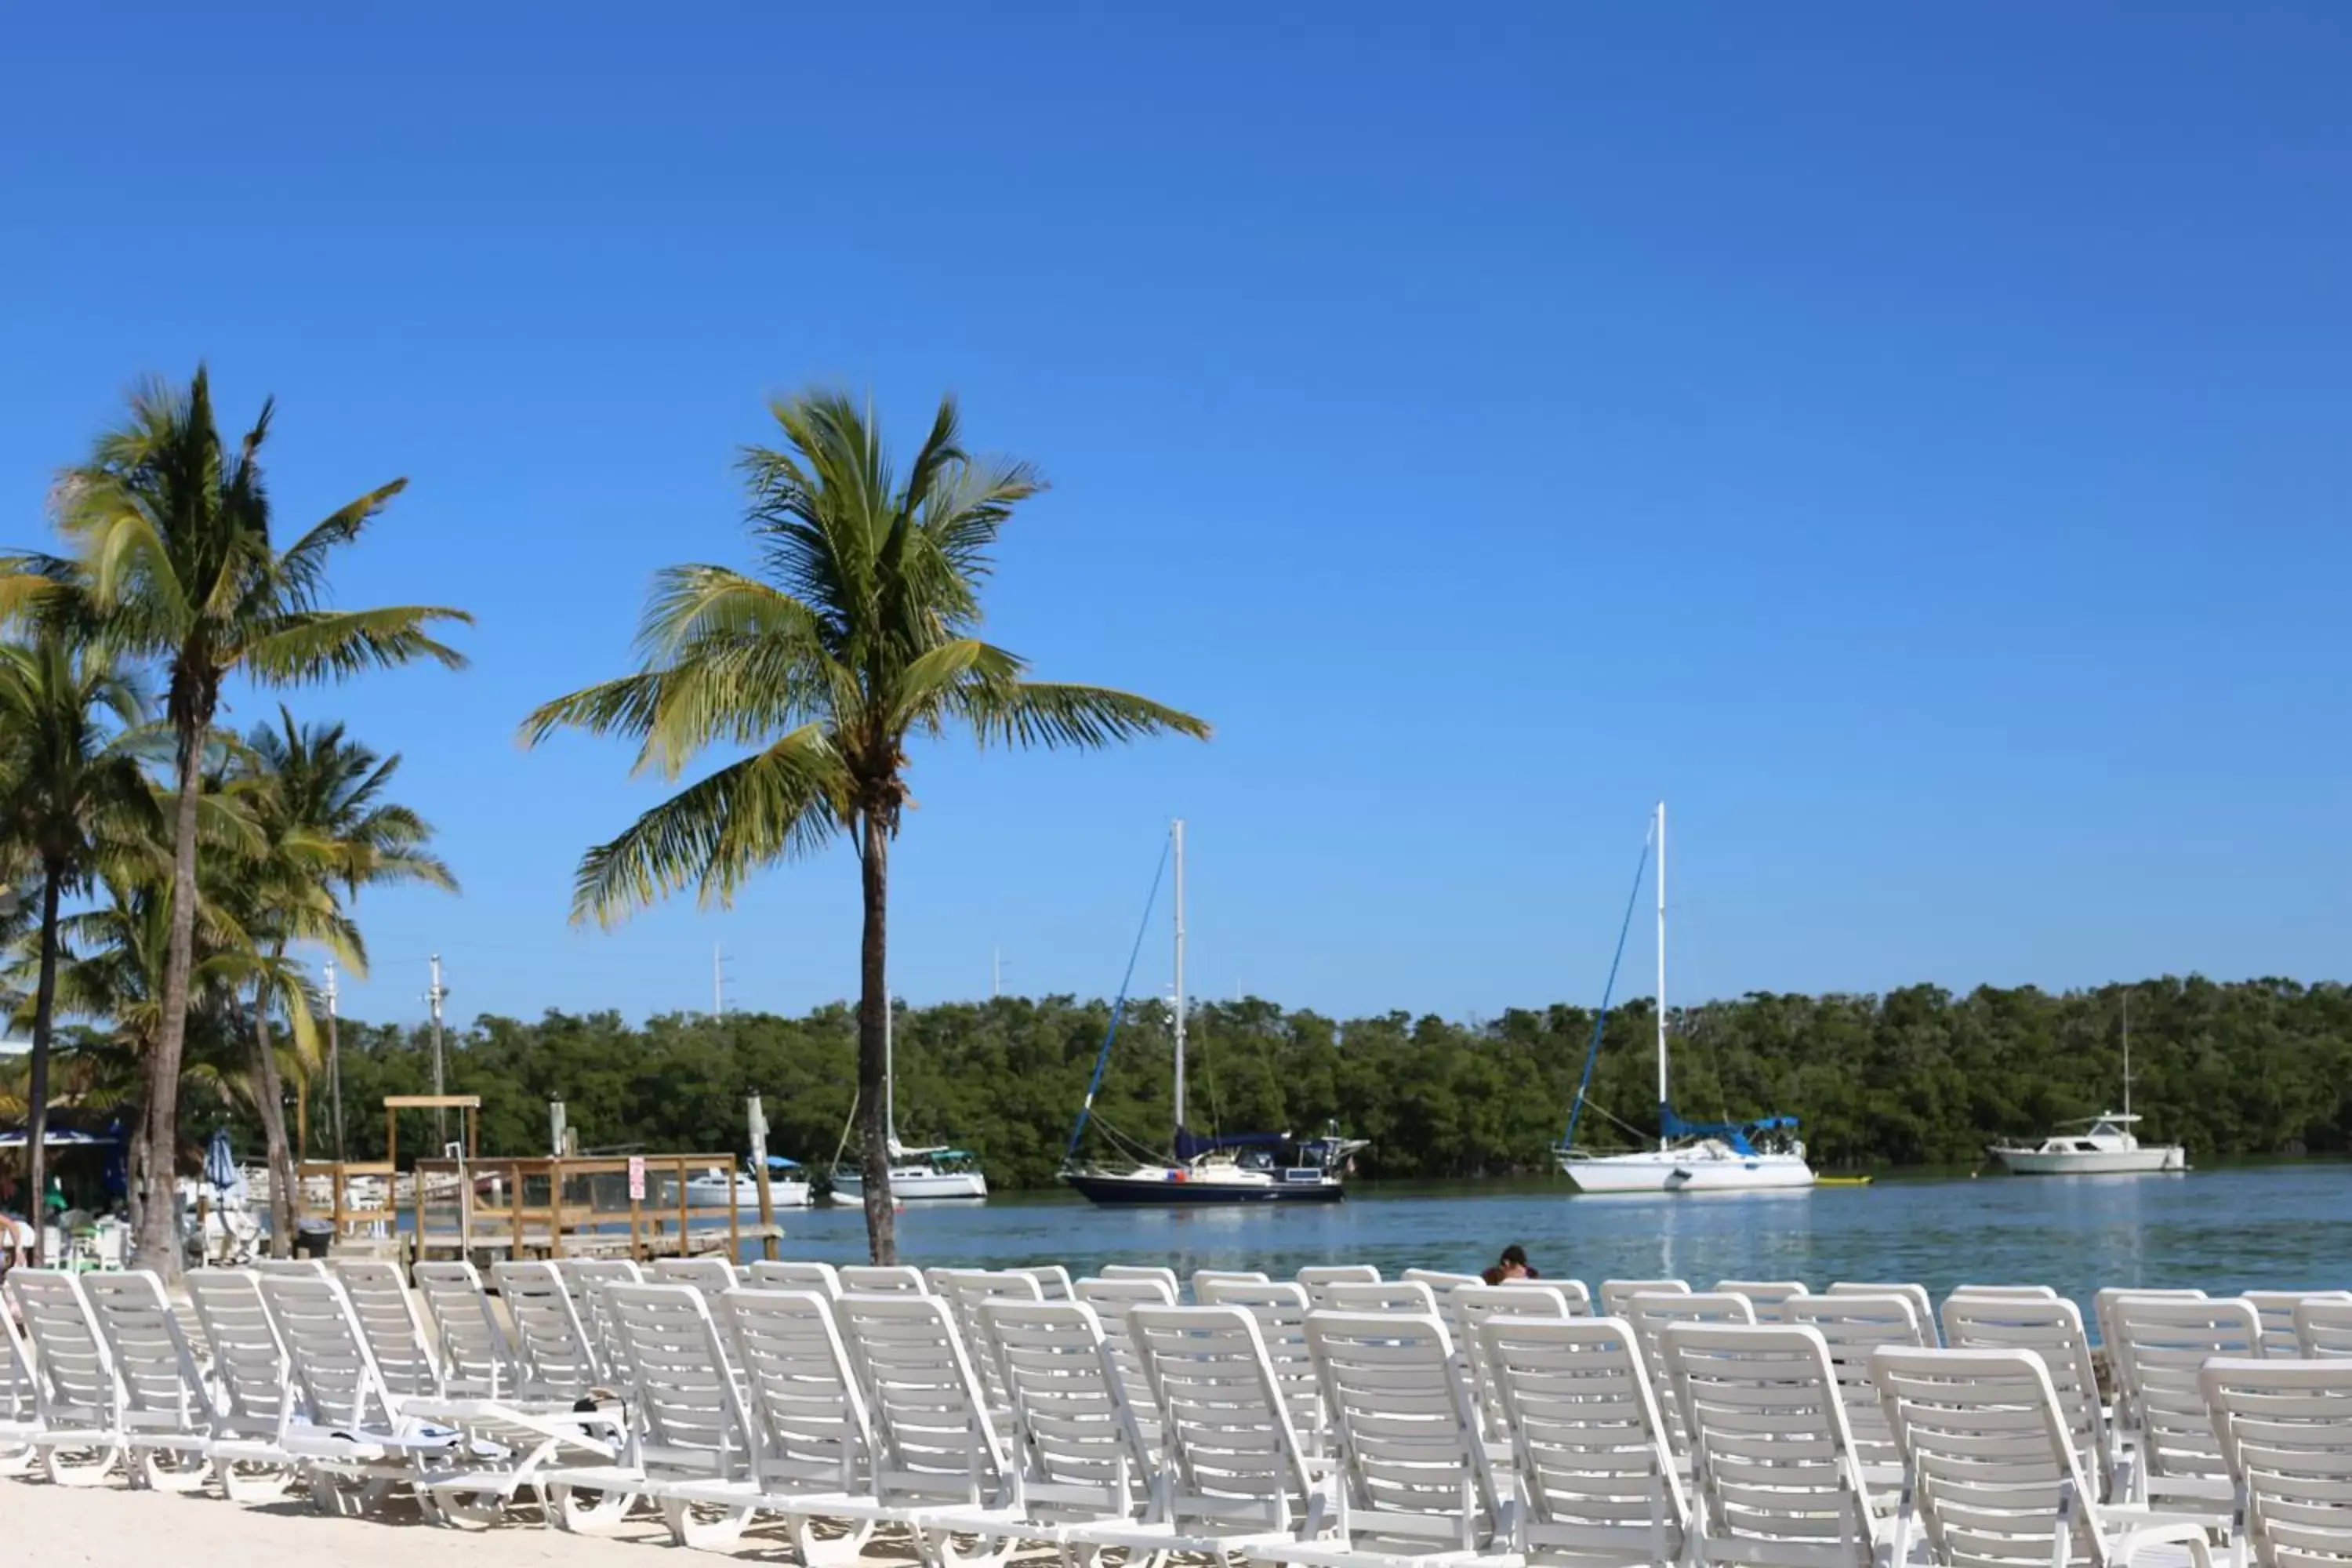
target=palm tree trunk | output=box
[25,865,62,1267]
[132,718,205,1276]
[856,809,897,1265]
[249,990,297,1259]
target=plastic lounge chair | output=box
[931,1269,1046,1422]
[1193,1269,1272,1300]
[1623,1291,1758,1457]
[1014,1265,1075,1302]
[649,1254,739,1305]
[258,1271,459,1515]
[2198,1355,2352,1568]
[185,1268,303,1501]
[745,1260,844,1297]
[332,1258,442,1399]
[1784,1290,1933,1501]
[1714,1280,1812,1323]
[1198,1277,1327,1456]
[2295,1298,2352,1359]
[412,1261,523,1399]
[1826,1283,1939,1346]
[491,1260,606,1403]
[1239,1308,1514,1568]
[1060,1303,1338,1566]
[1317,1279,1441,1316]
[2107,1295,2261,1519]
[840,1264,928,1295]
[1298,1265,1381,1309]
[1662,1322,1878,1568]
[7,1266,124,1486]
[0,1294,40,1475]
[1075,1275,1178,1451]
[2240,1291,2352,1359]
[1483,1312,1689,1568]
[1872,1346,2212,1568]
[1940,1293,2117,1501]
[554,1258,646,1386]
[84,1270,216,1491]
[579,1280,760,1548]
[1098,1264,1181,1294]
[1599,1279,1691,1320]
[1453,1283,1580,1454]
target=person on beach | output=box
[1482,1243,1537,1284]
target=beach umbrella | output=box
[204,1128,244,1200]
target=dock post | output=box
[747,1094,778,1262]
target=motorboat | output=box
[1990,1114,2187,1174]
[1060,819,1370,1206]
[684,1156,814,1208]
[1555,802,1816,1194]
[831,1147,989,1202]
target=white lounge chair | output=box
[1194,1269,1272,1299]
[1872,1346,2212,1568]
[1940,1294,2116,1501]
[1197,1277,1325,1454]
[931,1269,1046,1422]
[1784,1290,1933,1500]
[1483,1313,1689,1567]
[185,1268,303,1502]
[1714,1280,1812,1323]
[841,1264,929,1294]
[1662,1322,1877,1568]
[1453,1282,1581,1454]
[258,1271,458,1515]
[1014,1265,1075,1301]
[7,1266,124,1486]
[1403,1271,1486,1350]
[556,1257,646,1386]
[1076,1274,1178,1451]
[2107,1295,2261,1519]
[1298,1265,1381,1309]
[836,1291,1022,1568]
[412,1261,523,1399]
[1316,1279,1441,1317]
[83,1270,216,1491]
[1623,1291,1758,1457]
[491,1260,606,1403]
[745,1259,844,1296]
[1061,1303,1338,1565]
[1098,1264,1181,1294]
[1244,1308,1513,1568]
[255,1257,330,1277]
[1947,1284,2060,1303]
[333,1258,442,1399]
[2240,1291,2352,1359]
[1826,1283,1939,1345]
[650,1254,740,1305]
[1600,1278,1691,1319]
[2295,1298,2352,1359]
[2198,1355,2352,1568]
[0,1294,39,1475]
[590,1280,759,1548]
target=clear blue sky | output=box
[3,5,2345,1029]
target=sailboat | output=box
[1987,996,2187,1174]
[1556,802,1816,1193]
[829,971,989,1203]
[1062,819,1367,1205]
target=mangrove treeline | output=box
[185,975,2349,1188]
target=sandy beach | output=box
[1,1474,695,1568]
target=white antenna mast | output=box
[1172,818,1187,1134]
[2122,992,2132,1118]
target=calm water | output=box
[758,1163,2352,1332]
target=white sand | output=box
[1,1474,681,1567]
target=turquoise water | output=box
[757,1163,2352,1330]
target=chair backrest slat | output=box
[835,1292,1010,1510]
[1826,1283,1938,1345]
[1714,1279,1812,1323]
[1074,1276,1177,1445]
[11,1269,120,1431]
[1624,1290,1758,1454]
[186,1269,293,1432]
[1599,1278,1691,1319]
[1453,1281,1580,1444]
[2110,1295,2259,1493]
[412,1261,516,1398]
[839,1265,927,1296]
[608,1281,754,1482]
[744,1261,842,1298]
[1297,1264,1380,1309]
[1195,1277,1323,1446]
[1784,1291,1931,1475]
[981,1298,1152,1525]
[492,1259,604,1401]
[1940,1294,2111,1497]
[1308,1309,1502,1555]
[259,1273,397,1433]
[2295,1298,2352,1359]
[2241,1290,2352,1358]
[331,1258,441,1398]
[2201,1356,2352,1568]
[723,1287,874,1495]
[932,1269,1045,1414]
[1317,1279,1439,1317]
[1130,1303,1322,1537]
[1096,1264,1179,1294]
[84,1271,209,1437]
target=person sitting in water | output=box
[1482,1243,1537,1285]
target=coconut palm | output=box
[2,366,469,1272]
[523,389,1208,1262]
[0,631,153,1258]
[230,709,455,1247]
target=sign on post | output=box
[627,1155,646,1202]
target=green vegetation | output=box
[524,389,1208,1262]
[228,977,2352,1189]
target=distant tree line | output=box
[187,976,2352,1189]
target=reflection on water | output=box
[751,1163,2352,1329]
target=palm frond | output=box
[956,681,1213,750]
[238,604,473,683]
[274,479,410,608]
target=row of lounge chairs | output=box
[6,1257,2352,1568]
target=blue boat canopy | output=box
[1660,1107,1801,1156]
[1174,1128,1290,1160]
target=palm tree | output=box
[232,709,455,1247]
[2,367,469,1272]
[0,631,152,1258]
[523,389,1208,1262]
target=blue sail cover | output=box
[1659,1107,1800,1157]
[1174,1128,1290,1160]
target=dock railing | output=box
[408,1152,745,1262]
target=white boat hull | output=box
[832,1167,989,1202]
[1559,1146,1817,1192]
[684,1174,815,1208]
[1991,1146,2187,1174]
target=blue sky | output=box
[3,5,2345,1028]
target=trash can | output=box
[292,1218,334,1258]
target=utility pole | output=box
[428,953,448,1145]
[992,948,1004,1000]
[713,942,724,1016]
[325,960,344,1163]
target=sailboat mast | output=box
[2122,993,2132,1119]
[1656,800,1669,1152]
[1172,818,1187,1134]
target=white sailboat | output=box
[1556,802,1816,1193]
[684,1157,815,1209]
[1988,997,2187,1174]
[830,968,989,1203]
